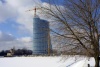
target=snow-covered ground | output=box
[0,56,95,67]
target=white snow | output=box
[70,58,95,67]
[0,56,95,67]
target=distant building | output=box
[6,48,14,57]
[32,15,52,55]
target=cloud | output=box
[0,31,15,42]
[0,31,32,50]
[0,0,42,33]
[17,37,32,42]
[0,1,17,22]
[0,0,44,50]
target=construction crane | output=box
[26,7,41,16]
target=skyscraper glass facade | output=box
[33,16,52,55]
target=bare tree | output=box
[39,0,100,67]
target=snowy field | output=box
[0,56,95,67]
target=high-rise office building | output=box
[32,15,52,55]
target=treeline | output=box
[0,48,33,56]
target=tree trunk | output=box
[94,56,99,67]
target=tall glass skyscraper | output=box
[33,15,52,55]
